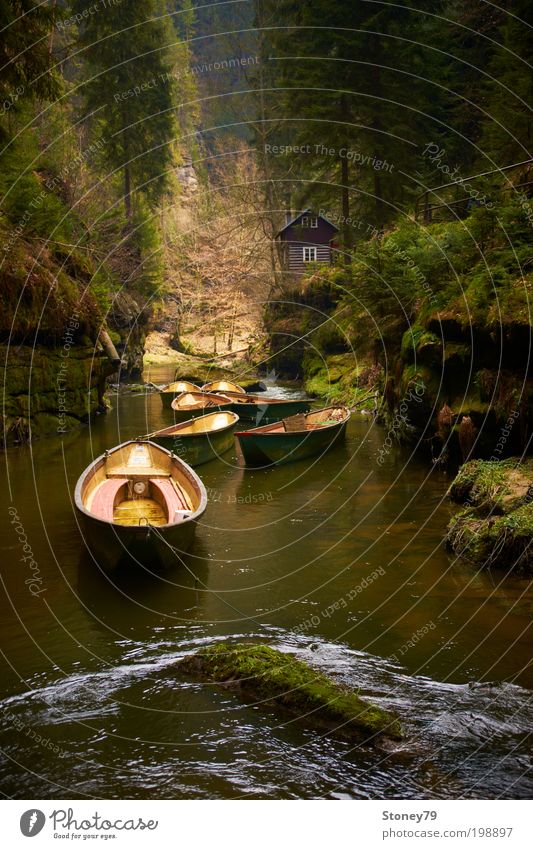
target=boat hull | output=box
[229,398,311,423]
[159,382,201,409]
[77,510,198,571]
[237,419,348,466]
[160,391,178,410]
[151,423,237,466]
[74,440,207,572]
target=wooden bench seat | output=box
[90,478,127,521]
[150,478,190,520]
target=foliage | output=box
[72,0,179,217]
[0,0,62,142]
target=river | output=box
[1,366,532,799]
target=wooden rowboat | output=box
[225,393,312,423]
[236,406,350,466]
[144,411,240,467]
[170,391,233,422]
[159,380,201,409]
[74,440,207,570]
[201,380,246,394]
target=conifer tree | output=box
[72,0,178,219]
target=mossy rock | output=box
[303,352,374,405]
[176,643,403,743]
[446,502,533,575]
[446,459,533,574]
[448,458,533,515]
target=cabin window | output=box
[310,216,318,228]
[301,216,318,228]
[301,217,309,227]
[303,247,317,262]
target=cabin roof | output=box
[275,209,339,237]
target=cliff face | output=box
[2,343,114,444]
[397,308,533,464]
[107,290,149,379]
[0,231,144,444]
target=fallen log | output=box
[175,642,403,744]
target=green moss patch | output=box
[447,502,533,575]
[446,459,533,574]
[448,458,533,514]
[176,642,403,743]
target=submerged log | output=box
[175,642,403,744]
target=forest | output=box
[1,0,531,454]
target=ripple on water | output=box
[0,634,531,799]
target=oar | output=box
[169,476,194,511]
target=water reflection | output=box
[1,366,532,799]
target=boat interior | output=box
[172,391,232,410]
[202,381,245,394]
[241,408,349,434]
[152,412,237,437]
[82,442,200,527]
[162,381,200,393]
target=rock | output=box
[1,343,113,445]
[175,642,403,743]
[446,459,533,574]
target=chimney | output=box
[285,210,293,225]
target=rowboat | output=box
[236,406,350,466]
[225,393,312,423]
[144,411,240,466]
[74,440,207,570]
[159,380,201,409]
[171,391,233,422]
[201,380,246,394]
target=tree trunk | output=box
[374,170,383,226]
[341,155,352,264]
[124,163,132,220]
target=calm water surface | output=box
[1,367,532,799]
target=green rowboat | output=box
[144,411,239,466]
[170,391,234,422]
[201,380,246,394]
[224,393,312,423]
[236,406,350,466]
[159,380,201,410]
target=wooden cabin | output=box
[275,210,339,274]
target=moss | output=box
[446,459,533,574]
[302,352,378,407]
[1,343,111,444]
[176,643,403,742]
[447,502,533,575]
[398,363,440,401]
[448,458,533,514]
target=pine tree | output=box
[260,0,447,250]
[482,0,533,167]
[72,0,178,219]
[0,0,61,142]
